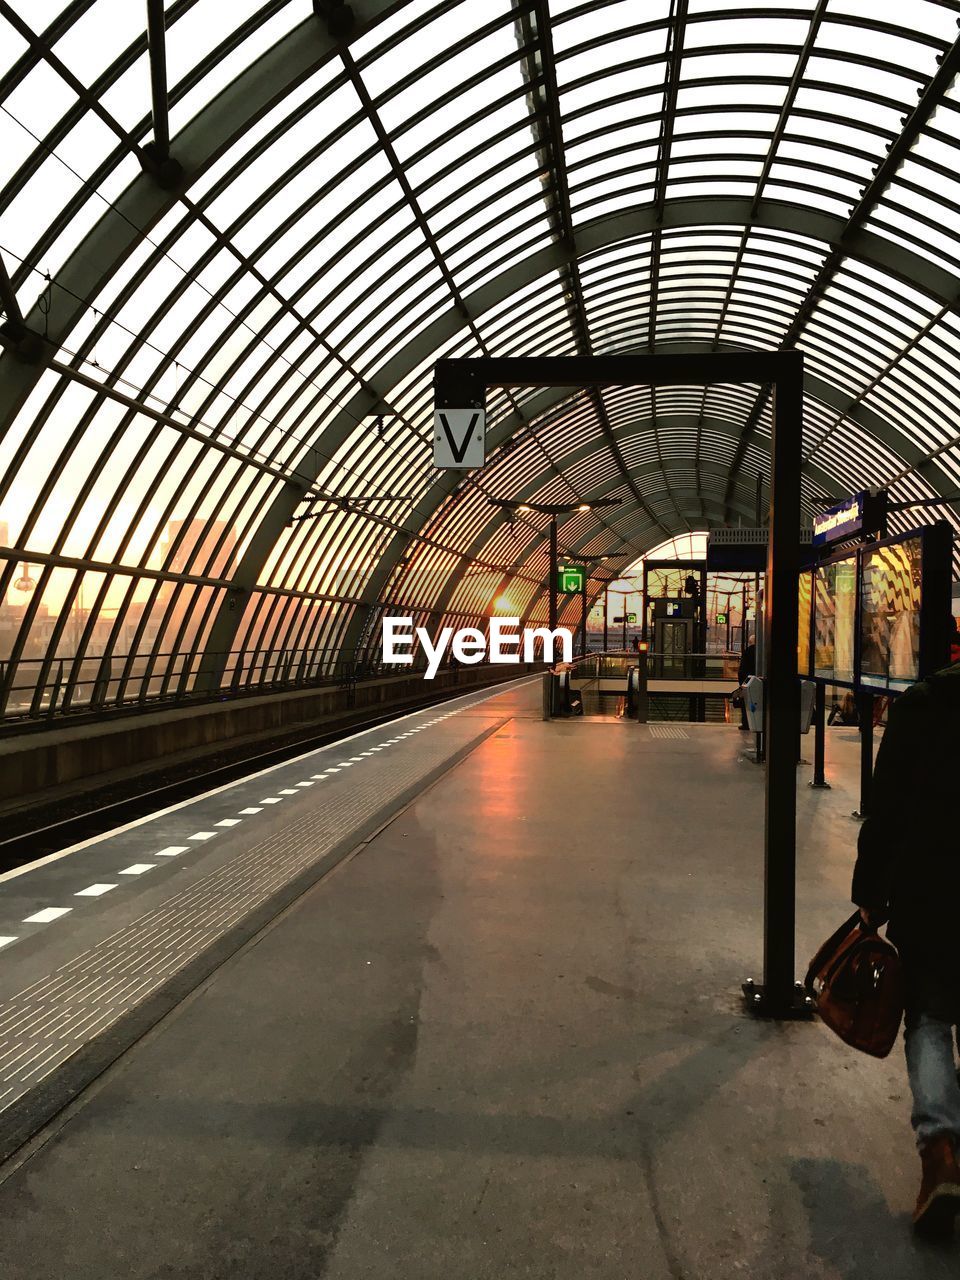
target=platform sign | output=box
[627,612,637,624]
[716,612,728,625]
[433,409,485,468]
[558,565,585,593]
[812,489,887,547]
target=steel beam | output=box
[0,251,24,331]
[146,0,171,162]
[0,5,398,434]
[756,358,805,1016]
[435,351,817,404]
[5,172,956,687]
[723,29,960,515]
[512,0,671,536]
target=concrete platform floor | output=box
[0,687,950,1279]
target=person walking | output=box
[852,655,960,1235]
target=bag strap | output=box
[804,911,862,992]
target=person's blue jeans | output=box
[905,1012,960,1149]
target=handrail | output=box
[0,649,544,731]
[567,650,741,682]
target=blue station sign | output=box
[812,490,887,547]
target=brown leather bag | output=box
[805,912,905,1058]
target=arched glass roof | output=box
[2,0,960,720]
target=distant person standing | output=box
[737,637,756,731]
[852,655,960,1234]
[827,690,859,727]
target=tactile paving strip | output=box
[0,706,508,1130]
[648,725,690,740]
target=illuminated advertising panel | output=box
[814,555,856,684]
[798,571,812,676]
[860,537,922,692]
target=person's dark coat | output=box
[852,661,960,1021]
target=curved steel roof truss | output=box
[2,0,960,719]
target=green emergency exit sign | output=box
[717,612,728,625]
[557,565,586,592]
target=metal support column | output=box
[741,585,748,652]
[580,575,587,655]
[548,516,558,663]
[697,562,708,720]
[146,0,171,160]
[641,562,649,643]
[810,681,831,789]
[636,648,649,723]
[698,565,707,668]
[743,362,810,1019]
[0,251,24,333]
[602,585,608,652]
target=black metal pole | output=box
[580,575,587,656]
[855,691,874,818]
[810,680,830,789]
[548,517,558,664]
[0,252,24,331]
[636,648,648,723]
[603,585,608,652]
[146,0,171,160]
[699,565,707,666]
[745,359,804,1019]
[741,585,747,651]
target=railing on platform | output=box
[570,651,741,681]
[556,650,740,725]
[0,649,543,732]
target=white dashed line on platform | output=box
[75,884,117,897]
[239,807,262,815]
[119,864,155,876]
[0,937,16,949]
[189,831,216,841]
[156,846,189,857]
[24,907,72,923]
[309,775,326,781]
[278,788,298,795]
[295,781,313,787]
[260,797,282,804]
[215,819,241,828]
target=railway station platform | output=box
[0,676,951,1279]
